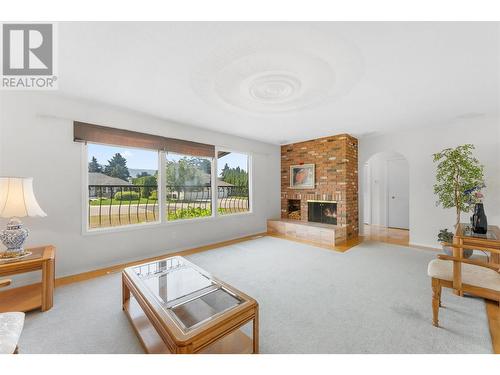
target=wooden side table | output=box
[453,224,500,297]
[455,224,500,263]
[0,245,56,312]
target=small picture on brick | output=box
[290,164,315,189]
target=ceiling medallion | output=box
[191,26,363,114]
[247,73,301,103]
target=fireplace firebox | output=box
[308,201,337,225]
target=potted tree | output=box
[433,144,485,228]
[433,144,484,258]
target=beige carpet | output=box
[19,236,492,353]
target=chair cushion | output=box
[428,259,500,292]
[0,312,25,354]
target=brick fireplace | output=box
[280,134,358,241]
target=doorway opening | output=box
[363,151,409,246]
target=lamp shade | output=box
[0,177,47,218]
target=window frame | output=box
[214,146,253,217]
[164,150,216,222]
[82,143,254,235]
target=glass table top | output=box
[461,225,498,240]
[130,257,243,331]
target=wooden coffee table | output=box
[122,256,258,354]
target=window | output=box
[217,151,250,215]
[165,153,213,221]
[83,136,251,231]
[87,143,159,229]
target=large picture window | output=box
[82,128,252,231]
[165,153,213,221]
[217,151,250,215]
[87,143,159,229]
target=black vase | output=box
[471,203,488,234]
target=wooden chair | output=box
[0,279,25,354]
[427,243,500,327]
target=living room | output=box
[1,3,499,374]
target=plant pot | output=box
[471,203,488,234]
[442,244,473,259]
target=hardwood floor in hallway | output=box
[362,224,410,246]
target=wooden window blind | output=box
[74,121,215,157]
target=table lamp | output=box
[0,177,47,259]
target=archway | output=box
[362,151,410,245]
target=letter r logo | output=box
[2,24,53,75]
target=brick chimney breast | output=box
[280,134,358,240]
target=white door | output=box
[387,158,409,229]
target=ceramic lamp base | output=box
[0,218,30,259]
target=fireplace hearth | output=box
[308,200,337,225]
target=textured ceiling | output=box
[57,22,500,144]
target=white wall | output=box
[363,151,407,226]
[362,164,370,224]
[0,91,281,282]
[359,116,500,248]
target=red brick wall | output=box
[281,134,359,240]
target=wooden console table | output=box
[0,245,56,312]
[454,224,500,264]
[453,224,499,297]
